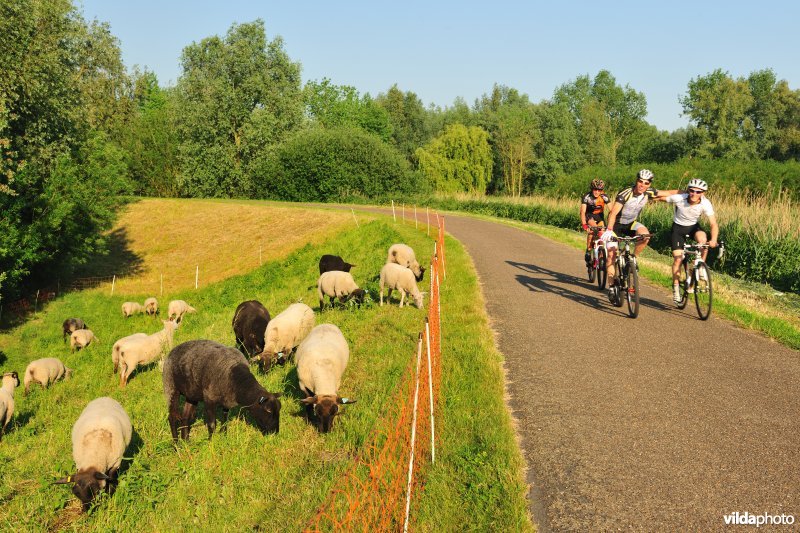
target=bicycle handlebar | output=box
[611,233,652,242]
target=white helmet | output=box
[636,169,654,182]
[687,178,708,191]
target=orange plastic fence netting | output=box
[306,216,445,532]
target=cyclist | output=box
[665,178,719,302]
[601,169,677,295]
[579,178,610,266]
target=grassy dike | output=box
[0,214,532,531]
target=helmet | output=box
[636,169,654,182]
[590,178,605,190]
[687,178,708,191]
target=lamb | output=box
[167,300,197,323]
[380,262,425,309]
[296,324,356,433]
[163,340,281,441]
[317,271,367,310]
[232,300,270,358]
[62,318,87,343]
[121,302,144,318]
[144,297,159,316]
[54,397,132,511]
[118,321,179,386]
[70,329,98,352]
[111,333,148,374]
[0,372,20,441]
[318,254,356,275]
[259,302,315,369]
[23,358,73,395]
[387,243,425,282]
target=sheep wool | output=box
[23,358,72,394]
[167,300,197,323]
[118,321,179,386]
[380,262,425,309]
[262,303,315,363]
[144,297,159,316]
[112,333,148,374]
[121,302,144,318]
[387,243,425,281]
[0,372,20,440]
[70,329,98,352]
[317,271,365,309]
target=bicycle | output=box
[586,226,608,289]
[675,240,725,320]
[607,234,650,318]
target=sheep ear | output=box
[338,397,356,405]
[53,475,75,485]
[299,396,317,405]
[94,471,111,481]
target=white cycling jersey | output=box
[666,193,714,226]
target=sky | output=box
[78,0,800,132]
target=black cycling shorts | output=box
[615,221,641,237]
[587,213,605,224]
[670,222,704,251]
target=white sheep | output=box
[144,297,158,316]
[260,302,315,368]
[111,333,148,374]
[70,329,98,352]
[0,372,20,441]
[54,397,132,511]
[296,324,355,433]
[380,262,425,309]
[121,302,144,318]
[23,358,73,395]
[167,300,196,323]
[118,321,179,387]
[387,243,425,281]
[317,271,367,310]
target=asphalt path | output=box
[440,214,800,531]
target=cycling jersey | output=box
[665,193,714,225]
[614,186,659,225]
[581,192,610,222]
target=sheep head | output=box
[301,395,356,433]
[414,265,426,282]
[2,372,19,389]
[54,468,113,511]
[249,393,281,434]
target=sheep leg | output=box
[181,402,197,440]
[168,395,182,442]
[106,467,120,495]
[386,288,393,304]
[399,290,406,308]
[220,409,230,433]
[204,402,218,438]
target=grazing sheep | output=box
[111,333,148,374]
[0,372,20,441]
[167,300,196,323]
[118,321,179,387]
[70,329,98,352]
[296,324,355,433]
[232,300,270,358]
[54,397,132,511]
[317,271,367,311]
[163,340,281,441]
[144,297,158,316]
[260,303,315,369]
[23,358,73,395]
[387,243,425,282]
[62,318,87,343]
[380,262,425,309]
[121,302,144,318]
[318,254,356,275]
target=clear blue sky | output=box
[78,0,799,132]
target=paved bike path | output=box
[442,214,800,531]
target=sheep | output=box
[167,300,196,323]
[163,340,281,441]
[23,358,73,395]
[259,302,315,369]
[296,324,356,433]
[62,318,87,343]
[70,329,98,352]
[317,271,367,311]
[111,333,148,374]
[380,262,425,309]
[387,243,425,282]
[232,300,270,358]
[54,397,132,511]
[0,372,20,442]
[318,254,356,275]
[121,302,144,318]
[118,321,179,387]
[144,297,159,316]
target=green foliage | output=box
[257,126,423,201]
[375,85,436,163]
[416,124,492,194]
[303,79,392,141]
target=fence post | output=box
[414,205,418,229]
[351,208,359,227]
[195,266,199,289]
[402,203,405,222]
[426,207,430,236]
[391,200,396,222]
[111,275,116,296]
[425,317,435,463]
[404,333,425,533]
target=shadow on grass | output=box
[72,227,145,281]
[0,351,6,366]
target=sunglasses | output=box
[637,179,651,185]
[688,189,704,194]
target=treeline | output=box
[3,2,800,301]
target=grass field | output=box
[0,201,531,531]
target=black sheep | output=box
[232,300,270,358]
[163,340,281,441]
[62,318,87,343]
[318,254,356,275]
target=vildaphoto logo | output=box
[724,511,795,527]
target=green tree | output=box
[495,102,539,197]
[416,124,492,193]
[376,85,434,163]
[303,78,392,141]
[531,102,583,186]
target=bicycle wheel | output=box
[612,262,624,308]
[676,261,689,310]
[587,254,596,283]
[625,263,640,318]
[597,248,607,290]
[694,262,713,320]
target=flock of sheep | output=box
[0,242,427,512]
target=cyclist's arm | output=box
[606,200,622,231]
[652,189,679,202]
[579,203,588,228]
[707,214,719,247]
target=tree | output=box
[494,103,539,197]
[376,85,434,163]
[416,124,492,194]
[303,78,392,141]
[531,102,583,186]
